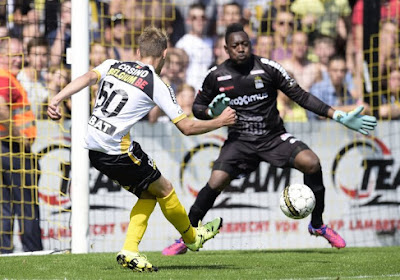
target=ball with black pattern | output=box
[279,183,316,219]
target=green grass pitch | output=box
[0,247,399,280]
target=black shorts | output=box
[89,141,161,197]
[213,133,309,179]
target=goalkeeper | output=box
[162,23,377,255]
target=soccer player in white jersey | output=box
[47,26,236,272]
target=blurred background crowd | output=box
[1,0,400,123]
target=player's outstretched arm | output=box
[47,70,98,120]
[175,107,236,136]
[331,105,377,135]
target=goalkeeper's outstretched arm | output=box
[288,85,378,136]
[330,106,377,135]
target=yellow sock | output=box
[122,199,157,252]
[157,189,196,244]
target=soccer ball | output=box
[279,183,316,219]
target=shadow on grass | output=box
[158,264,236,270]
[203,249,345,256]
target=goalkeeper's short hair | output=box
[225,23,245,44]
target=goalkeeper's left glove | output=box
[208,93,231,117]
[333,106,377,135]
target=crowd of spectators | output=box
[0,0,399,125]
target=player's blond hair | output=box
[138,26,168,58]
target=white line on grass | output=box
[0,249,69,257]
[280,274,400,280]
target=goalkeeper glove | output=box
[208,93,231,117]
[333,106,377,135]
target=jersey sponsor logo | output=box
[250,69,265,75]
[219,85,234,92]
[217,75,232,81]
[260,58,297,87]
[88,115,117,135]
[230,92,268,106]
[237,116,267,135]
[107,68,149,89]
[107,68,138,84]
[117,63,149,77]
[106,63,151,89]
[132,77,149,90]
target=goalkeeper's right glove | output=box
[207,93,231,117]
[333,106,377,135]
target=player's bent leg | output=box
[147,175,173,198]
[156,188,198,244]
[117,250,158,272]
[185,217,223,252]
[162,171,229,256]
[308,223,346,249]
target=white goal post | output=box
[70,0,90,253]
